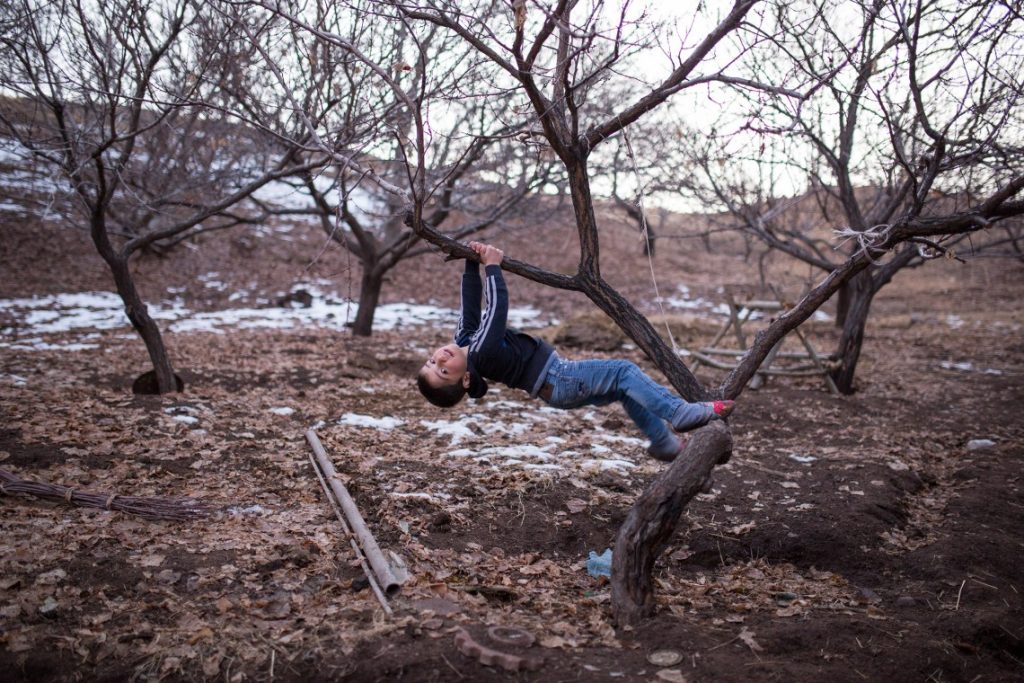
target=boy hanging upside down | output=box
[417,242,734,461]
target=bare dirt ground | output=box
[1,204,1022,683]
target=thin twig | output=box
[707,634,740,652]
[440,653,465,679]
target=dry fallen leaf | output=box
[739,626,763,653]
[539,635,566,648]
[139,554,165,568]
[565,498,587,514]
[728,521,757,535]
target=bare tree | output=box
[0,0,322,393]
[670,0,1024,393]
[213,0,561,335]
[218,0,1023,622]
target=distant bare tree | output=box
[0,0,321,393]
[670,0,1024,393]
[213,0,561,335]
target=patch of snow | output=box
[421,418,476,445]
[269,407,295,416]
[198,272,227,291]
[788,453,817,463]
[580,458,636,473]
[171,415,199,425]
[812,310,833,322]
[389,492,450,503]
[0,286,548,351]
[663,284,720,313]
[340,413,404,430]
[0,338,101,351]
[481,420,534,438]
[967,439,996,451]
[482,444,555,461]
[939,360,1004,375]
[3,374,28,387]
[593,433,645,447]
[946,315,965,329]
[228,505,271,516]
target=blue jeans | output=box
[540,357,713,456]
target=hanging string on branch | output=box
[621,127,680,354]
[0,468,211,521]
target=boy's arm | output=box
[468,264,509,358]
[454,260,481,345]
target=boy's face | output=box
[421,343,469,388]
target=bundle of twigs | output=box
[0,468,210,521]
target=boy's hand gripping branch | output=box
[469,241,504,267]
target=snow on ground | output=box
[0,286,546,351]
[413,396,648,475]
[338,413,404,430]
[665,284,831,322]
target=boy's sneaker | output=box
[647,435,688,462]
[708,400,735,421]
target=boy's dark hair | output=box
[417,370,467,408]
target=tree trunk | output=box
[586,278,708,401]
[835,280,851,328]
[611,422,733,626]
[88,210,178,393]
[643,224,655,258]
[351,267,384,337]
[830,270,876,394]
[107,256,180,393]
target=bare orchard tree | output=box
[349,0,1022,622]
[289,140,556,336]
[393,0,769,404]
[0,0,322,393]
[668,0,1024,393]
[215,0,561,335]
[385,0,767,625]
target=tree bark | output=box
[830,270,875,394]
[89,210,180,394]
[352,266,384,337]
[107,255,179,394]
[611,422,733,626]
[585,278,708,402]
[835,280,851,328]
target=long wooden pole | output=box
[305,429,401,597]
[306,453,392,614]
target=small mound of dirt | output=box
[131,370,185,394]
[551,312,627,351]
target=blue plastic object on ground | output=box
[586,549,613,578]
